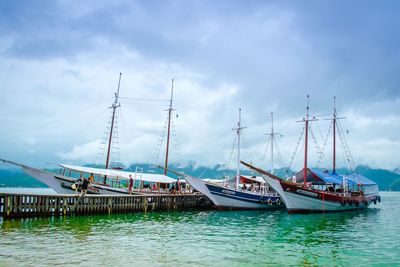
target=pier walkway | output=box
[0,192,212,218]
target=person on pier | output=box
[128,175,134,194]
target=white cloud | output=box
[1,1,399,171]
[58,140,101,162]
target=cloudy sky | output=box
[0,0,399,171]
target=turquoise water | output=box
[0,192,399,266]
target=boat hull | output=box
[262,174,379,213]
[23,165,136,195]
[185,175,282,210]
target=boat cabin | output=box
[292,168,379,195]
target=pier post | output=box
[143,197,148,213]
[108,197,112,215]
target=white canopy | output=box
[60,164,176,184]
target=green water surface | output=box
[0,192,399,266]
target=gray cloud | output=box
[0,0,399,170]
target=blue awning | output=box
[295,168,377,187]
[343,173,377,186]
[295,168,343,185]
[310,168,344,185]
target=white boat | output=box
[1,75,183,195]
[168,108,282,210]
[1,159,177,195]
[241,96,380,213]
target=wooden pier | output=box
[0,193,212,218]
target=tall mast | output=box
[234,108,246,190]
[236,108,241,190]
[164,79,174,175]
[105,72,122,175]
[266,112,281,175]
[333,96,337,173]
[270,112,274,174]
[303,95,310,185]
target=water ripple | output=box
[0,192,399,266]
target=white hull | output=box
[283,191,367,212]
[262,175,369,212]
[185,175,280,210]
[210,193,276,209]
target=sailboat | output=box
[168,108,282,210]
[1,75,180,195]
[242,96,381,213]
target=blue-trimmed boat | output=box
[184,174,282,210]
[173,108,283,210]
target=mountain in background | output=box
[1,163,400,191]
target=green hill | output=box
[1,163,399,191]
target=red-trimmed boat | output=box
[241,162,380,213]
[242,96,380,213]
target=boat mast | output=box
[270,112,274,174]
[333,96,337,173]
[266,112,281,175]
[104,73,122,180]
[164,79,174,175]
[234,108,246,190]
[303,95,310,185]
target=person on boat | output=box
[170,183,176,194]
[74,177,84,194]
[88,173,94,184]
[81,177,89,195]
[128,175,134,194]
[242,184,247,190]
[292,174,297,183]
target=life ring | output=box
[267,198,273,206]
[276,199,281,205]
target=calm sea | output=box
[0,191,399,266]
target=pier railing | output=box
[0,193,212,218]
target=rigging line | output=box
[309,126,331,170]
[118,108,132,166]
[0,98,112,144]
[153,114,169,166]
[242,131,261,168]
[337,127,351,171]
[60,106,111,156]
[288,126,304,170]
[315,120,326,145]
[225,132,237,173]
[260,136,271,167]
[273,137,285,169]
[170,118,182,163]
[316,122,332,168]
[337,120,357,172]
[187,129,233,154]
[121,103,170,107]
[110,108,122,168]
[119,96,169,102]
